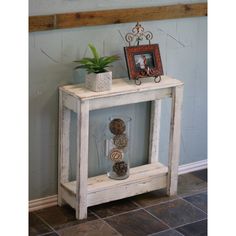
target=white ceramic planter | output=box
[85,71,112,92]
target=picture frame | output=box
[124,44,163,82]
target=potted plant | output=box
[74,44,119,92]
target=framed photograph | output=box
[124,44,163,81]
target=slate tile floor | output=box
[29,169,207,236]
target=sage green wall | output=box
[29,1,207,200]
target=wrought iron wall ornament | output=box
[125,22,153,46]
[124,22,163,85]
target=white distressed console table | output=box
[58,76,184,219]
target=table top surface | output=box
[60,76,183,100]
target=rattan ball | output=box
[109,118,126,135]
[112,161,128,176]
[113,134,128,149]
[109,148,123,162]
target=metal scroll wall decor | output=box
[124,22,163,85]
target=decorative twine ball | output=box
[112,161,128,176]
[113,134,128,149]
[109,118,126,135]
[109,148,123,162]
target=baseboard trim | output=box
[178,159,207,175]
[29,159,207,212]
[29,195,58,212]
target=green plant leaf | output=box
[88,43,100,62]
[98,55,119,67]
[73,44,119,73]
[76,58,96,64]
[74,65,90,70]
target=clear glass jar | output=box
[105,116,132,180]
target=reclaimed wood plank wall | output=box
[29,3,207,32]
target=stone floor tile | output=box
[56,219,120,236]
[131,188,178,208]
[177,173,207,196]
[176,219,207,236]
[191,169,207,182]
[146,199,206,228]
[184,192,207,213]
[29,212,52,236]
[105,209,168,236]
[34,205,97,230]
[30,170,208,235]
[90,198,139,218]
[150,229,183,236]
[40,233,59,236]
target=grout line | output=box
[38,232,59,236]
[175,230,185,236]
[174,217,208,230]
[100,207,141,220]
[179,196,208,215]
[131,200,171,230]
[142,207,171,229]
[144,197,181,209]
[89,199,142,219]
[176,230,185,236]
[179,188,207,197]
[141,196,181,209]
[131,200,143,208]
[89,210,100,219]
[177,188,207,198]
[89,200,144,220]
[132,198,207,235]
[89,211,100,219]
[178,232,185,236]
[91,211,122,236]
[34,213,59,235]
[148,228,184,236]
[92,200,174,235]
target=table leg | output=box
[58,91,71,206]
[76,100,89,219]
[167,85,184,196]
[148,100,161,163]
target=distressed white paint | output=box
[62,162,167,208]
[61,76,181,99]
[29,1,207,201]
[58,90,71,206]
[149,100,161,163]
[167,85,184,195]
[63,93,77,113]
[59,77,183,219]
[60,77,179,111]
[76,100,89,219]
[29,159,207,211]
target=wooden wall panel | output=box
[29,3,207,32]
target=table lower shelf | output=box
[61,162,168,209]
